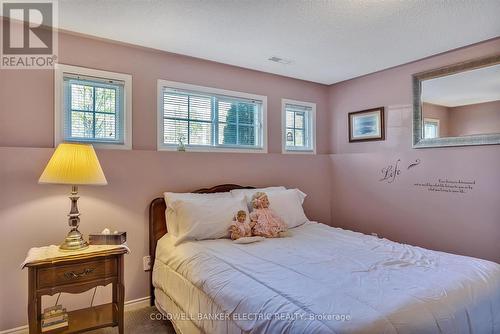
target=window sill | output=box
[282,148,316,155]
[63,140,132,150]
[157,145,267,154]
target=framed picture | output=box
[348,107,385,142]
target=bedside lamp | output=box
[39,143,107,251]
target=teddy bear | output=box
[249,192,288,238]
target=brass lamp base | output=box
[60,228,89,251]
[59,185,89,251]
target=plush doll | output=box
[250,192,288,238]
[229,210,253,240]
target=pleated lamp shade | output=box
[39,143,107,185]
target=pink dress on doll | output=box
[229,220,252,240]
[250,197,287,238]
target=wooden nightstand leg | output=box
[117,282,124,334]
[112,282,124,333]
[28,268,39,334]
[117,255,125,334]
[112,280,117,321]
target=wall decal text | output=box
[407,159,421,170]
[380,159,401,183]
[379,158,421,183]
[414,179,475,194]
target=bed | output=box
[149,184,500,334]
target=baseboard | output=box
[124,296,151,311]
[0,296,150,334]
[0,325,28,334]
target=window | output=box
[55,64,132,149]
[157,80,267,152]
[282,99,316,153]
[424,118,440,139]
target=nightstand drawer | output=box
[37,258,118,288]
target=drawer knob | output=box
[64,268,94,280]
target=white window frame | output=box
[54,64,132,150]
[424,118,440,139]
[157,80,268,153]
[281,98,316,154]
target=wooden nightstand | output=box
[25,248,127,334]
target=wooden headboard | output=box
[148,184,254,306]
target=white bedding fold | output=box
[153,222,500,334]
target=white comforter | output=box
[154,222,500,334]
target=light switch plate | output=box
[143,255,151,271]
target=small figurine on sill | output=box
[177,135,186,152]
[229,210,253,240]
[250,192,289,238]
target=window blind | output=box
[162,87,263,149]
[63,74,125,144]
[285,103,313,150]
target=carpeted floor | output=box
[87,306,176,334]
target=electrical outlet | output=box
[143,255,151,271]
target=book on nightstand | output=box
[41,305,68,332]
[41,318,68,332]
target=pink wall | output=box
[0,29,330,153]
[0,148,331,330]
[420,100,500,138]
[1,16,499,331]
[422,102,450,137]
[328,38,500,263]
[448,100,500,136]
[0,28,331,330]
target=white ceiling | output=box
[57,0,500,85]
[422,64,500,107]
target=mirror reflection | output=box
[421,64,500,139]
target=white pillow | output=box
[267,189,308,229]
[172,195,248,245]
[293,188,307,204]
[163,192,232,236]
[230,186,286,209]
